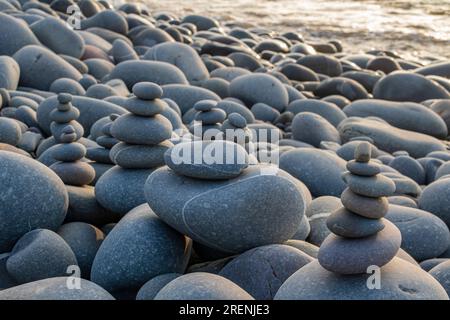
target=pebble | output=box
[419,178,450,228]
[429,260,450,297]
[218,245,313,300]
[287,99,347,127]
[154,272,254,300]
[6,229,78,284]
[136,273,182,300]
[291,112,341,147]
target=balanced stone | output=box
[164,140,249,180]
[6,229,78,284]
[318,220,402,274]
[347,160,381,176]
[110,141,173,169]
[343,171,396,198]
[341,188,389,219]
[154,272,254,300]
[326,208,386,238]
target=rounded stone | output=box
[218,244,313,300]
[124,97,167,117]
[314,77,369,101]
[110,141,173,169]
[6,229,78,284]
[386,205,450,261]
[279,148,347,197]
[275,258,448,300]
[162,84,220,114]
[229,73,289,112]
[53,142,86,162]
[389,155,426,185]
[343,172,396,197]
[132,82,163,100]
[318,220,402,274]
[430,260,450,296]
[341,188,389,219]
[0,56,20,90]
[145,165,306,254]
[420,258,448,272]
[347,160,381,176]
[373,72,450,103]
[228,113,247,128]
[136,273,182,300]
[418,179,450,228]
[195,108,227,124]
[13,45,82,91]
[251,103,281,123]
[297,54,343,77]
[291,112,341,147]
[57,222,105,279]
[154,272,254,300]
[0,117,22,146]
[327,208,386,238]
[0,12,41,56]
[91,204,190,295]
[164,140,249,180]
[95,166,156,216]
[0,277,114,300]
[0,151,68,252]
[50,161,95,186]
[111,114,173,145]
[287,99,347,127]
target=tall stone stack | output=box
[318,141,400,274]
[95,82,174,216]
[275,142,449,300]
[221,112,257,163]
[86,114,120,183]
[189,100,226,140]
[49,125,95,187]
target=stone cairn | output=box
[189,100,226,140]
[318,141,402,274]
[86,114,120,165]
[50,93,84,143]
[49,125,95,186]
[95,82,174,216]
[109,82,173,169]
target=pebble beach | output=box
[0,0,450,302]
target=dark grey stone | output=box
[145,165,307,254]
[90,204,190,294]
[0,12,41,56]
[0,277,114,300]
[275,258,448,300]
[0,151,68,252]
[430,260,450,297]
[285,240,319,258]
[389,155,426,185]
[229,73,289,111]
[318,220,402,274]
[162,84,220,114]
[57,222,105,279]
[218,244,313,300]
[13,45,82,91]
[6,229,78,284]
[287,99,346,127]
[81,10,128,35]
[343,172,396,197]
[279,148,347,197]
[421,258,448,272]
[111,39,139,64]
[136,273,182,300]
[347,160,381,176]
[0,56,20,90]
[373,71,450,102]
[297,54,342,77]
[0,117,22,146]
[251,103,280,123]
[291,112,341,147]
[154,272,254,300]
[419,178,450,228]
[338,117,446,158]
[314,77,369,101]
[343,99,448,138]
[341,188,388,219]
[327,208,386,238]
[50,78,87,96]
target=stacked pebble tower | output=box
[49,125,95,187]
[318,141,400,274]
[189,100,227,140]
[95,82,174,216]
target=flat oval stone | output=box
[145,165,306,253]
[96,136,118,149]
[228,112,247,128]
[110,141,173,169]
[0,277,114,300]
[326,208,386,238]
[418,178,450,228]
[111,114,173,145]
[6,229,78,284]
[50,161,95,186]
[341,188,389,219]
[124,98,166,117]
[275,257,448,300]
[132,82,163,100]
[347,160,381,176]
[195,108,227,124]
[318,220,402,274]
[386,205,450,261]
[154,272,254,300]
[164,140,249,180]
[53,143,86,162]
[344,172,396,197]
